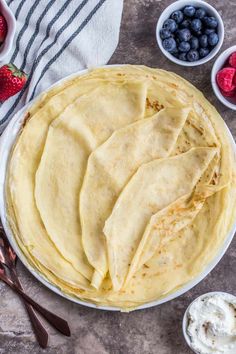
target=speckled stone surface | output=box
[0,1,236,353]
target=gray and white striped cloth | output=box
[0,0,123,131]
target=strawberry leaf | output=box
[7,63,27,78]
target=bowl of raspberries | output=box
[0,0,16,61]
[211,46,236,110]
[156,0,224,66]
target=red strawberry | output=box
[0,63,27,102]
[216,67,236,92]
[0,14,7,44]
[229,52,236,69]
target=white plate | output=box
[0,66,236,311]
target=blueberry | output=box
[203,16,218,29]
[183,5,196,17]
[177,28,191,42]
[171,46,178,54]
[199,34,208,48]
[179,53,187,61]
[190,36,199,50]
[191,18,202,32]
[199,48,210,58]
[178,41,191,52]
[160,28,172,39]
[171,10,184,24]
[162,37,177,53]
[195,30,202,37]
[163,19,178,33]
[195,8,206,19]
[208,32,219,46]
[172,52,179,58]
[180,19,191,28]
[204,28,215,35]
[187,50,199,62]
[175,37,180,44]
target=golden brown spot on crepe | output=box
[146,98,152,109]
[146,98,164,112]
[175,264,182,268]
[189,122,204,135]
[153,100,164,111]
[211,171,219,186]
[22,112,31,128]
[169,83,178,89]
[154,272,162,277]
[144,264,150,269]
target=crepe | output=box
[6,65,236,310]
[80,107,189,288]
[104,147,218,291]
[34,82,147,281]
[124,181,224,288]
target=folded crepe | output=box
[124,181,224,288]
[34,81,147,281]
[80,107,189,288]
[6,65,236,310]
[103,147,218,291]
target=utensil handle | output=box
[10,268,49,348]
[3,276,70,336]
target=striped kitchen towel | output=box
[0,0,123,130]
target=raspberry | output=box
[221,88,235,98]
[216,67,236,92]
[229,52,236,68]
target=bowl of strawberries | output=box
[0,0,16,61]
[211,45,236,110]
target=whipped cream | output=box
[187,293,236,354]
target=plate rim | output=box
[0,65,236,312]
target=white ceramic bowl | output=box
[182,291,236,353]
[156,0,224,67]
[0,0,16,62]
[0,66,236,311]
[211,45,236,110]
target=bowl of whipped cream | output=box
[183,292,236,354]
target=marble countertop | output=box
[0,1,235,353]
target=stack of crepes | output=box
[6,66,236,310]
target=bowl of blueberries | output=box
[156,0,224,66]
